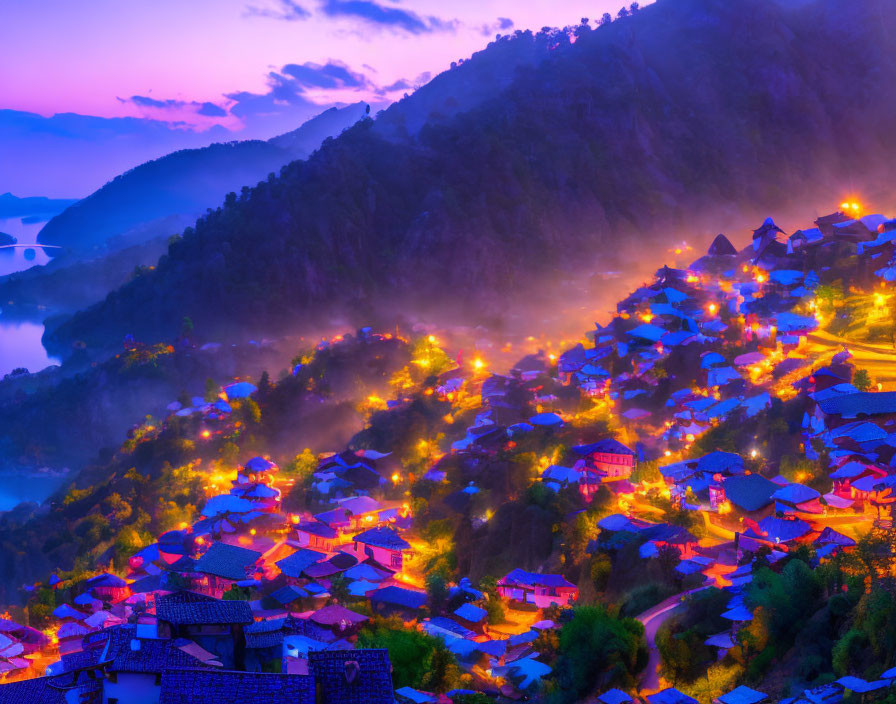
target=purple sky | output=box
[0,0,647,196]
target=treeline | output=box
[48,0,896,353]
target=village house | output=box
[344,526,410,571]
[194,542,263,598]
[497,569,578,609]
[572,439,637,480]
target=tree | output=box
[549,605,647,703]
[630,2,640,11]
[357,617,460,692]
[599,12,612,25]
[617,6,630,19]
[426,573,449,614]
[853,368,872,392]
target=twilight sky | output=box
[0,0,646,197]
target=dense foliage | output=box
[48,0,896,352]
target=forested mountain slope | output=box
[48,0,896,351]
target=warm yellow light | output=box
[664,450,672,457]
[249,528,256,536]
[201,429,211,439]
[290,514,300,524]
[750,449,758,459]
[708,303,717,315]
[364,515,374,523]
[391,472,401,484]
[841,202,850,210]
[756,273,765,284]
[674,248,682,255]
[686,274,698,283]
[427,335,437,344]
[548,353,557,362]
[473,358,485,370]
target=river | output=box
[0,215,60,377]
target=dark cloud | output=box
[480,16,514,36]
[198,102,228,117]
[320,0,457,34]
[379,70,430,95]
[224,59,375,136]
[128,95,184,109]
[381,78,411,92]
[281,60,370,90]
[120,95,230,119]
[243,0,311,21]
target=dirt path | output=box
[635,586,710,693]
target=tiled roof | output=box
[352,527,410,551]
[308,649,394,704]
[573,438,635,456]
[268,585,308,605]
[453,603,487,623]
[722,474,779,512]
[310,605,369,628]
[499,569,576,589]
[296,521,338,539]
[195,543,262,581]
[156,592,253,626]
[160,668,314,704]
[276,548,327,578]
[818,392,896,419]
[107,635,212,674]
[369,586,427,610]
[0,676,67,704]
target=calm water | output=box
[0,319,59,376]
[0,217,70,510]
[0,216,59,377]
[0,215,51,277]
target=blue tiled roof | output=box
[352,527,410,551]
[156,591,253,626]
[718,686,768,704]
[500,568,575,589]
[269,585,308,605]
[722,474,778,512]
[160,669,314,704]
[695,451,743,475]
[308,649,394,704]
[370,586,427,610]
[453,603,487,623]
[195,542,262,581]
[819,392,896,419]
[276,548,327,578]
[0,677,66,704]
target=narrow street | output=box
[636,587,710,693]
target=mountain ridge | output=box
[45,0,896,353]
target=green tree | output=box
[549,605,647,703]
[357,617,460,692]
[853,368,872,392]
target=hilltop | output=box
[45,0,896,355]
[36,102,370,255]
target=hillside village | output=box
[4,204,896,703]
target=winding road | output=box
[636,586,711,692]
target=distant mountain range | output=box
[0,192,76,220]
[46,0,896,353]
[37,102,370,255]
